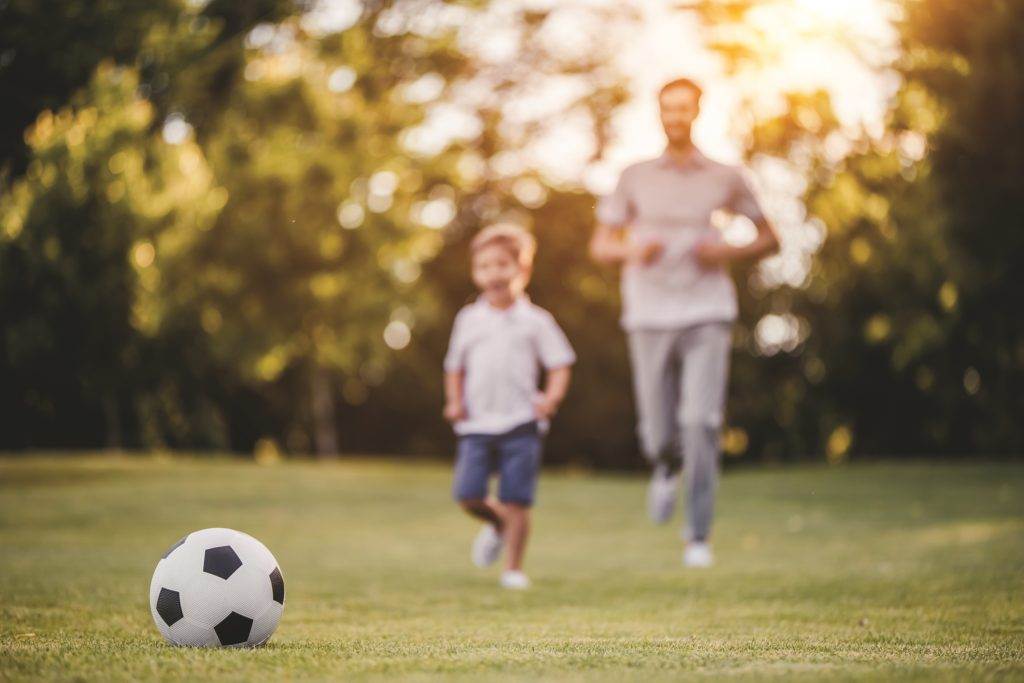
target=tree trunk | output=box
[312,365,338,459]
[103,392,122,451]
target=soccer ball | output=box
[149,528,285,647]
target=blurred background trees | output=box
[685,0,1024,460]
[1,0,1020,463]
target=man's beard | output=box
[664,125,692,147]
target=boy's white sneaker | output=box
[471,524,504,568]
[647,464,681,524]
[683,542,714,568]
[500,570,531,590]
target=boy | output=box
[443,224,575,590]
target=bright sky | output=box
[576,0,901,193]
[298,0,899,191]
[306,0,899,298]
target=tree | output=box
[680,0,1024,458]
[1,0,640,460]
[0,0,295,178]
[0,65,221,447]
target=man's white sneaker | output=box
[683,542,714,568]
[647,464,681,524]
[500,570,531,590]
[471,524,504,568]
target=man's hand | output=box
[693,239,733,268]
[533,394,561,421]
[443,399,466,423]
[629,238,665,266]
[590,224,662,266]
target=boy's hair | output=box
[470,224,537,268]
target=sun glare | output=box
[793,0,872,23]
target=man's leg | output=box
[627,330,681,464]
[628,329,684,523]
[677,322,732,545]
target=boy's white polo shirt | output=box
[444,295,576,436]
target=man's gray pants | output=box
[627,322,732,542]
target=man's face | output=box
[659,86,700,146]
[471,243,525,296]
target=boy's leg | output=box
[677,322,732,544]
[495,422,542,572]
[460,499,505,530]
[453,434,504,530]
[503,504,530,571]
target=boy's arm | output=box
[443,370,466,422]
[534,365,572,420]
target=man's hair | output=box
[470,223,537,268]
[659,77,703,101]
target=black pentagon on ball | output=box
[214,611,253,646]
[269,567,284,604]
[161,535,187,559]
[156,588,183,626]
[203,545,242,579]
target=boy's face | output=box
[471,243,526,298]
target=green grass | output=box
[1,455,1022,681]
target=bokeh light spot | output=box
[963,367,981,395]
[337,201,364,229]
[826,425,852,464]
[328,66,357,93]
[132,241,155,268]
[939,281,958,311]
[849,237,872,265]
[383,320,411,350]
[162,114,192,145]
[864,314,891,343]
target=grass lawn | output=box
[1,455,1022,680]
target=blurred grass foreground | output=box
[1,455,1022,680]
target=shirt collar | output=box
[476,293,530,315]
[658,146,709,171]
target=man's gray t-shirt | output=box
[596,149,766,331]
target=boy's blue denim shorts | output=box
[452,421,542,507]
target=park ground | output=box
[0,455,1022,681]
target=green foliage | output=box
[686,0,1024,458]
[900,0,1024,451]
[9,0,1017,462]
[1,0,637,460]
[0,0,294,177]
[0,65,220,447]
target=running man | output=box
[589,77,779,567]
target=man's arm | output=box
[589,223,663,266]
[534,365,572,420]
[694,217,780,267]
